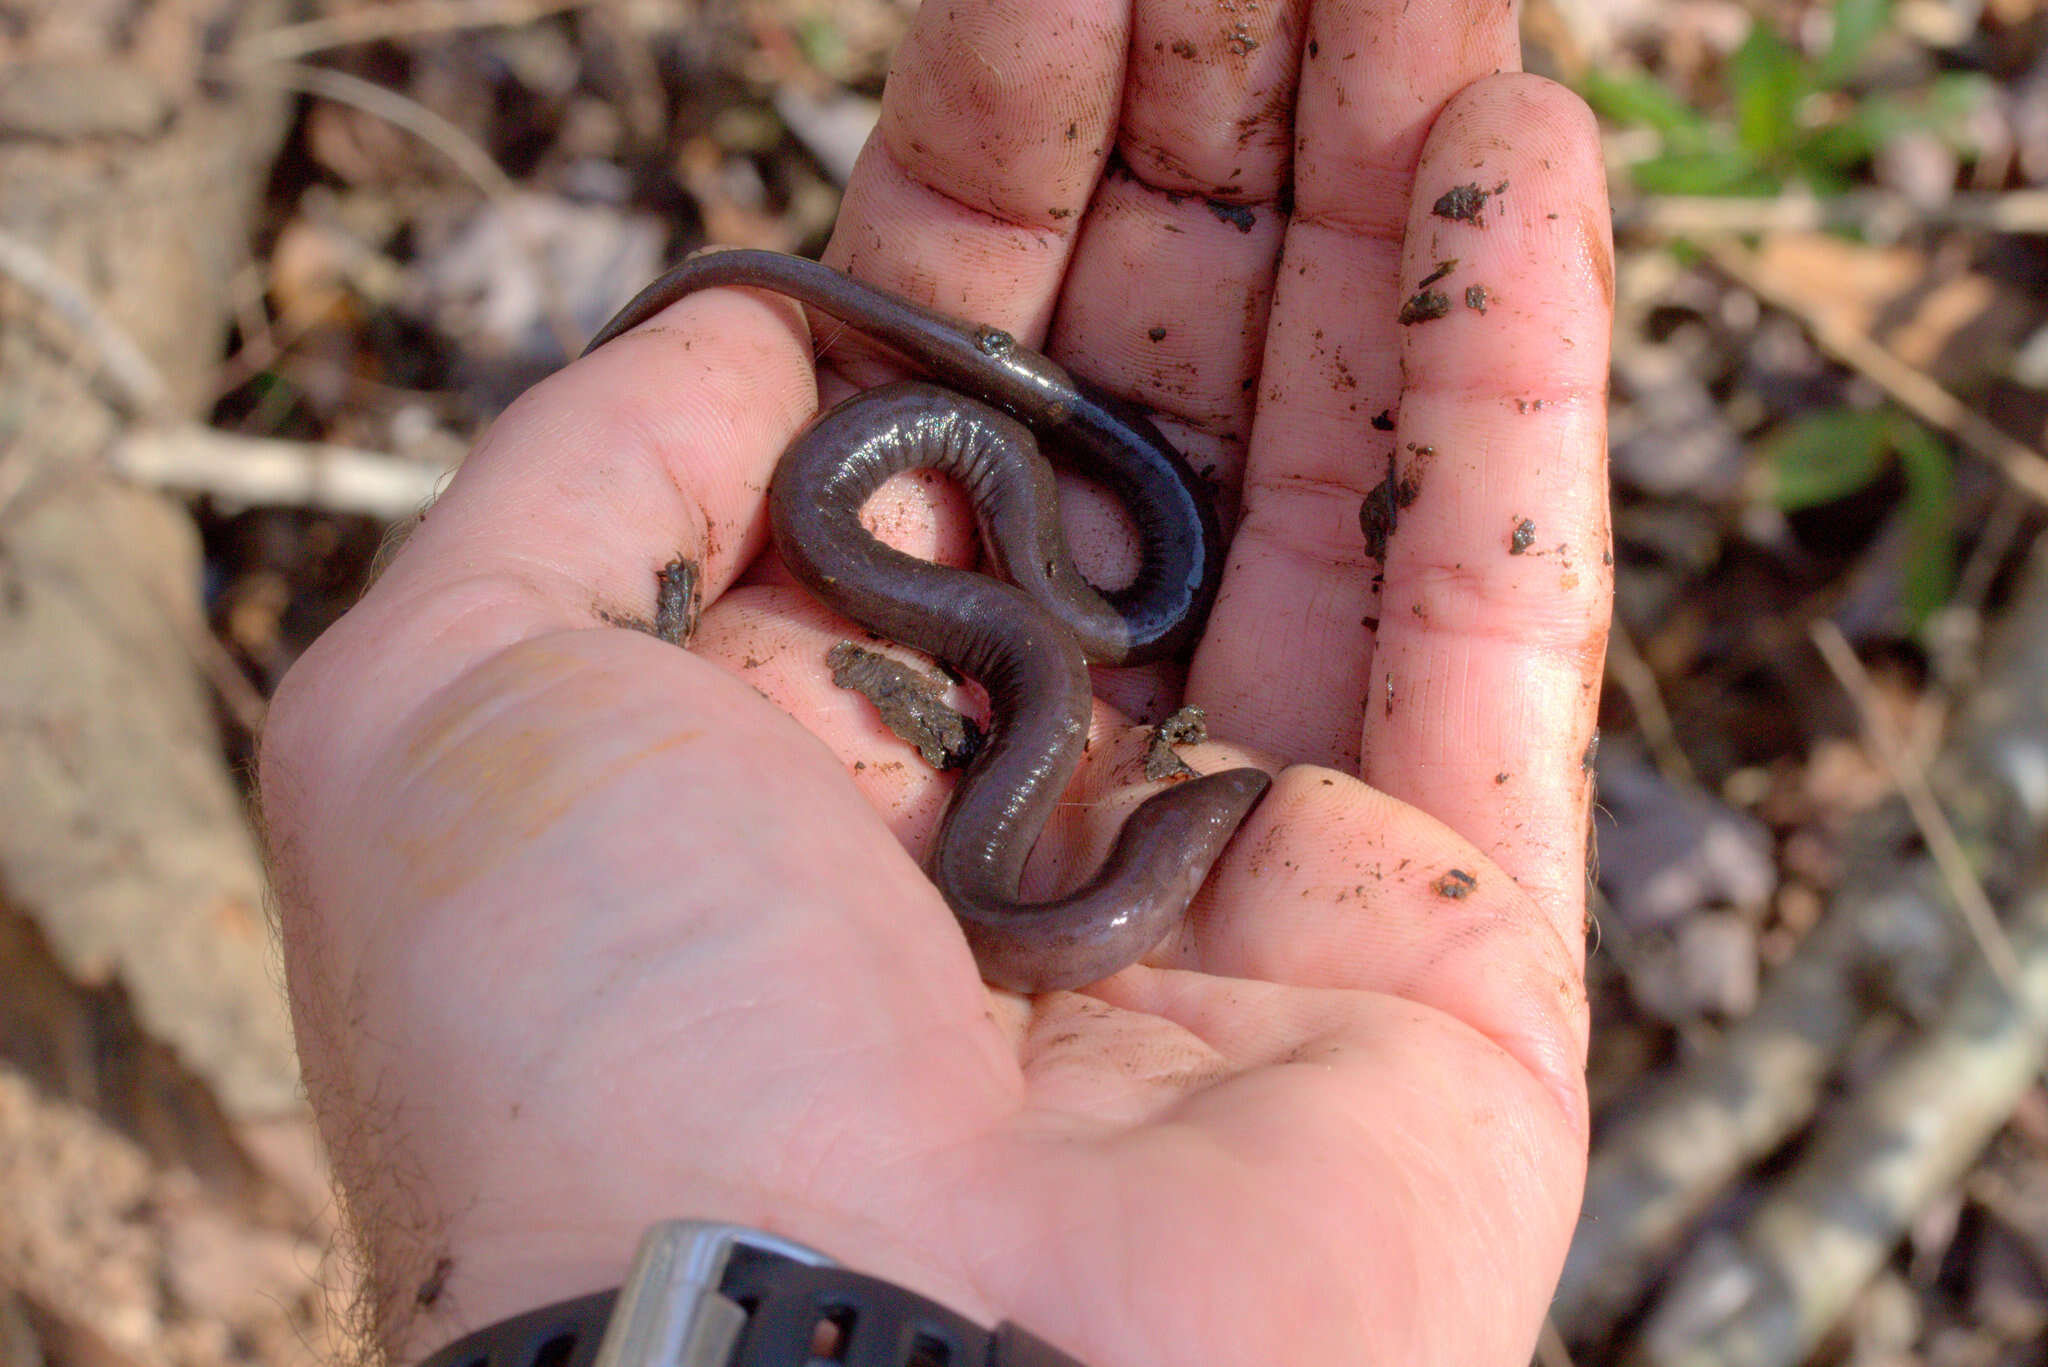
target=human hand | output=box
[260,2,1612,1365]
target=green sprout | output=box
[1760,407,1955,628]
[1580,0,1987,197]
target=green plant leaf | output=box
[794,15,845,72]
[1891,416,1954,626]
[1580,69,1716,146]
[1764,409,1897,509]
[1822,0,1892,83]
[1796,105,1896,172]
[1926,72,1993,125]
[1729,23,1811,159]
[1628,148,1778,196]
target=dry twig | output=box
[1556,535,2048,1349]
[1604,619,1695,786]
[227,0,609,66]
[1616,189,2048,239]
[219,61,585,357]
[1705,240,2048,508]
[1810,619,2021,991]
[109,425,450,522]
[0,228,170,417]
[1632,882,2048,1367]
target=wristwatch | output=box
[416,1221,1091,1367]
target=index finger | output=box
[1366,77,1614,928]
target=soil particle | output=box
[1206,199,1257,232]
[1359,460,1398,561]
[415,1256,453,1309]
[1510,519,1537,554]
[1432,868,1478,900]
[595,605,656,634]
[654,556,700,645]
[1398,444,1433,506]
[1148,325,1168,341]
[1144,705,1210,780]
[826,641,983,770]
[1359,445,1432,560]
[1371,408,1396,431]
[1418,259,1458,288]
[1398,290,1451,325]
[1464,284,1489,313]
[1432,180,1507,226]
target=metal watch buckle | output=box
[591,1220,838,1367]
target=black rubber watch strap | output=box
[719,1246,1084,1366]
[417,1290,619,1367]
[414,1241,1088,1367]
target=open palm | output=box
[261,2,1612,1364]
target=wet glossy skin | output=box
[583,251,1269,991]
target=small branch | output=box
[1556,536,2048,1349]
[1810,619,2022,992]
[1616,188,2048,239]
[240,61,517,204]
[1631,880,2048,1367]
[217,61,585,357]
[0,228,170,417]
[1604,619,1695,786]
[1706,239,2048,509]
[227,0,606,67]
[154,578,270,740]
[109,425,451,522]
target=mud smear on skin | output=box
[1357,444,1436,563]
[1432,180,1509,227]
[654,556,701,645]
[1144,704,1212,781]
[827,641,983,770]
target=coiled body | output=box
[585,251,1269,991]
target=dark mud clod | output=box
[826,641,983,770]
[1360,459,1399,561]
[1206,199,1257,233]
[655,556,701,645]
[1144,705,1211,781]
[1432,868,1478,899]
[415,1256,454,1309]
[1398,290,1451,325]
[1432,180,1507,226]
